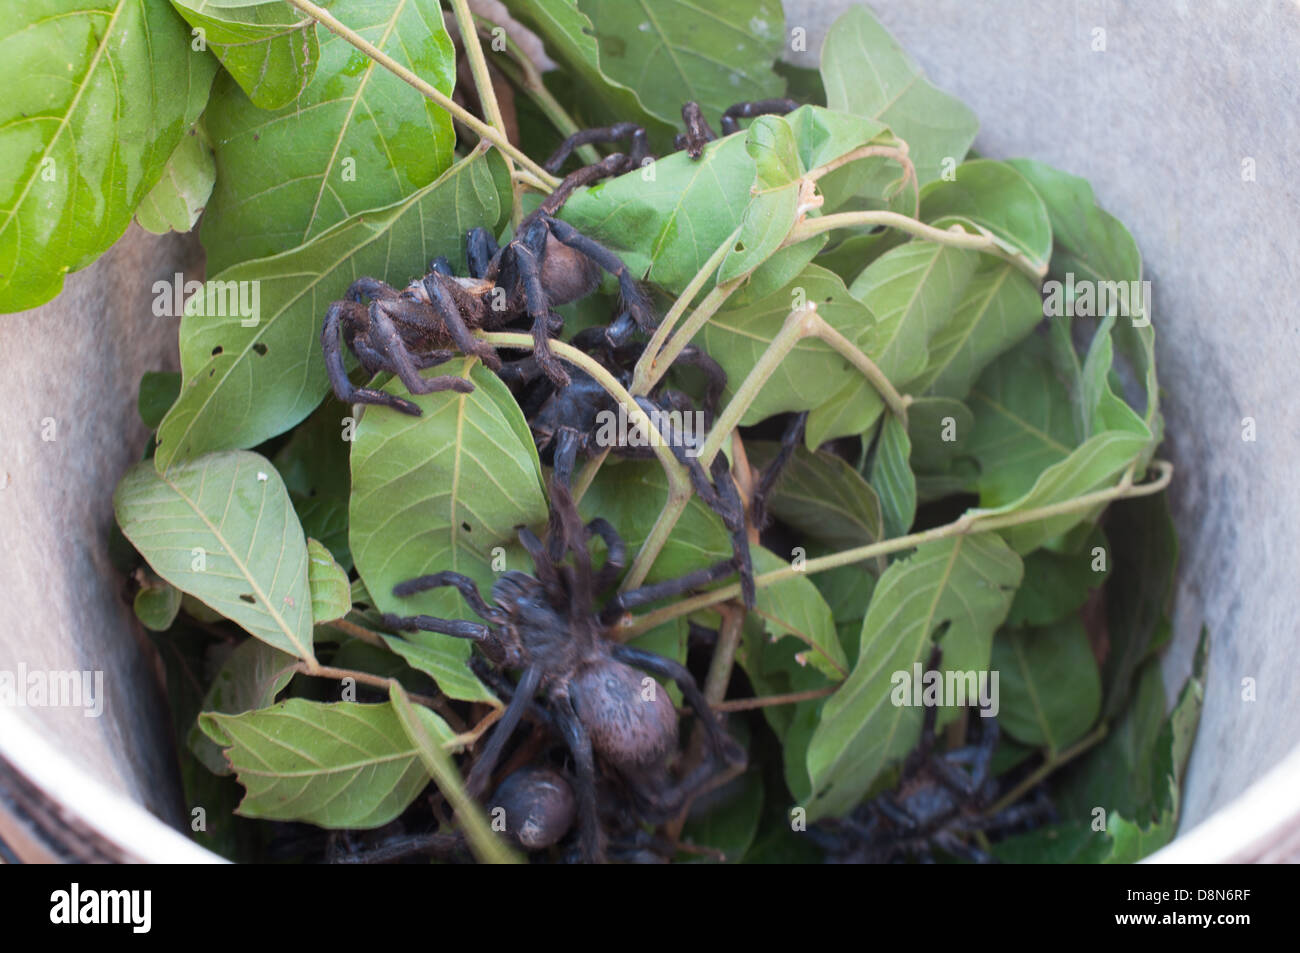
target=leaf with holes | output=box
[0,1,216,312]
[200,0,457,271]
[155,149,508,471]
[170,0,319,110]
[349,360,545,697]
[578,0,786,129]
[114,450,316,662]
[805,533,1021,820]
[199,698,455,827]
[188,637,298,775]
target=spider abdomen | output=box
[490,766,576,850]
[571,660,678,769]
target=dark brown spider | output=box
[812,661,1056,864]
[383,480,745,863]
[320,155,653,415]
[544,97,802,174]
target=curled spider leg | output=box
[321,301,422,416]
[673,345,729,419]
[600,558,738,625]
[611,644,744,767]
[536,153,631,216]
[465,665,543,799]
[586,517,626,591]
[369,300,476,400]
[676,101,718,158]
[750,410,808,531]
[391,570,506,624]
[664,440,755,609]
[719,97,801,134]
[514,223,571,388]
[544,122,648,174]
[428,256,455,277]
[549,426,584,491]
[552,694,605,863]
[539,214,656,334]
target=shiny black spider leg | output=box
[514,221,571,388]
[750,410,808,531]
[429,256,455,277]
[612,644,744,767]
[552,693,605,863]
[549,426,584,491]
[465,228,500,280]
[544,122,648,174]
[538,214,657,334]
[719,98,801,135]
[391,570,506,623]
[464,665,543,799]
[321,300,422,416]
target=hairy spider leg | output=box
[585,517,626,591]
[599,557,739,624]
[552,693,605,863]
[514,219,572,388]
[544,122,649,174]
[675,101,718,158]
[539,214,657,334]
[419,274,502,371]
[321,300,423,416]
[392,570,507,623]
[368,296,480,400]
[535,153,630,217]
[750,410,809,531]
[464,665,543,798]
[719,97,801,135]
[428,256,455,277]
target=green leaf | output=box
[745,441,883,552]
[133,581,182,631]
[0,1,216,311]
[273,398,355,569]
[1101,493,1178,716]
[717,117,803,285]
[807,240,978,447]
[702,265,877,426]
[911,260,1044,400]
[919,159,1052,271]
[505,0,672,143]
[866,413,915,539]
[906,396,972,474]
[991,619,1101,754]
[820,5,978,185]
[1007,527,1110,627]
[578,0,786,129]
[748,547,846,680]
[382,634,499,706]
[134,122,216,235]
[155,149,508,469]
[307,538,350,623]
[138,371,183,430]
[169,0,318,110]
[805,533,1021,820]
[349,360,544,699]
[200,697,452,827]
[680,765,764,863]
[114,450,316,662]
[200,0,457,270]
[188,637,297,775]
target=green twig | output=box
[984,720,1110,818]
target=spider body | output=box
[491,766,576,850]
[384,481,745,862]
[321,155,654,415]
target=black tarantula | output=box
[383,480,745,863]
[320,155,652,415]
[544,98,802,175]
[811,661,1056,863]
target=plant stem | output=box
[984,721,1110,817]
[622,460,1174,635]
[703,604,746,705]
[477,332,693,501]
[710,685,837,712]
[637,275,746,395]
[808,312,912,421]
[281,0,559,189]
[786,211,1047,283]
[294,662,438,709]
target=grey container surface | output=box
[1,0,1297,862]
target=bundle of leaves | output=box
[3,0,1204,862]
